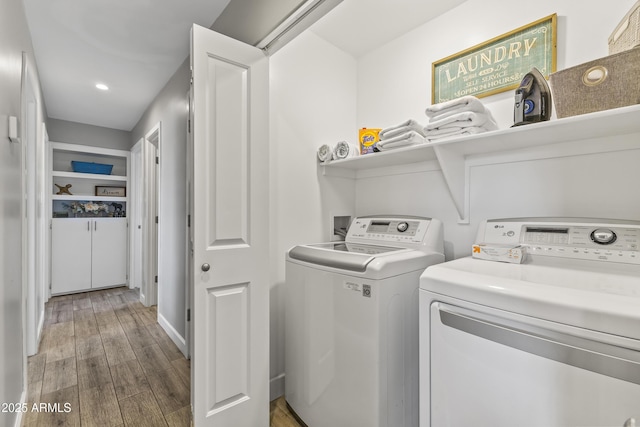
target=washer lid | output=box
[289,243,406,272]
[421,256,640,340]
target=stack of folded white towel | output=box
[424,96,498,141]
[376,119,427,151]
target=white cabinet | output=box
[48,142,130,294]
[51,218,127,294]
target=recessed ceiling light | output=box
[95,83,109,91]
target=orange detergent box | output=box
[359,128,381,154]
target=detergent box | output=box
[472,243,527,264]
[359,128,381,154]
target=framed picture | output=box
[95,186,126,197]
[432,14,557,104]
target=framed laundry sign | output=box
[431,14,557,103]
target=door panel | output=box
[92,218,127,288]
[207,57,248,246]
[51,219,92,294]
[207,283,249,412]
[191,23,269,427]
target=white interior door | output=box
[190,23,270,427]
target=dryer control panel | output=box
[477,218,640,264]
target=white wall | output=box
[47,118,132,150]
[131,58,189,352]
[269,29,357,397]
[0,0,47,425]
[355,0,640,259]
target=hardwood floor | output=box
[270,397,304,427]
[23,287,190,427]
[24,286,302,427]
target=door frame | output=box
[21,53,45,357]
[185,91,192,359]
[144,124,160,307]
[129,139,143,291]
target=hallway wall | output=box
[130,58,189,354]
[47,118,131,151]
[0,0,47,425]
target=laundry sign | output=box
[432,14,556,103]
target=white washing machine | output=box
[419,218,640,427]
[285,216,445,427]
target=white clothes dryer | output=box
[285,216,445,427]
[419,218,640,427]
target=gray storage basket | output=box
[609,1,640,54]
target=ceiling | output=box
[23,0,467,131]
[309,0,467,58]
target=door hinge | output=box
[190,67,193,85]
[155,156,159,164]
[187,214,190,227]
[187,309,190,322]
[155,216,158,224]
[188,119,191,134]
[154,275,158,283]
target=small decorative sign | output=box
[95,186,126,197]
[432,14,556,103]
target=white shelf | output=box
[52,195,127,202]
[52,171,127,182]
[49,141,130,220]
[321,143,438,170]
[321,104,640,222]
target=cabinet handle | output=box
[95,221,97,231]
[87,221,90,231]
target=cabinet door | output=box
[51,219,92,294]
[92,218,128,288]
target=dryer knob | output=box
[397,222,409,233]
[591,228,617,245]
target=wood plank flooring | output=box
[23,287,190,427]
[24,286,302,427]
[270,397,304,427]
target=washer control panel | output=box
[347,217,428,244]
[477,218,640,264]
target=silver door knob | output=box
[201,263,211,272]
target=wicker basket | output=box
[609,1,640,54]
[549,47,640,118]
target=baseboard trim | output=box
[157,312,188,358]
[270,372,285,401]
[36,309,44,352]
